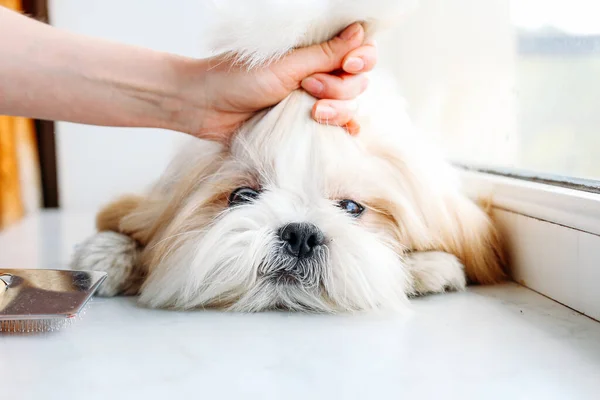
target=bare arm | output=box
[0,7,376,141]
[0,6,193,133]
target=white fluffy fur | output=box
[71,0,504,313]
[405,252,466,296]
[71,231,139,297]
[206,0,417,67]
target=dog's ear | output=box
[76,178,206,297]
[74,141,226,297]
[96,194,144,233]
[432,194,508,284]
[369,189,507,285]
[369,141,508,285]
[97,140,227,247]
[95,194,161,247]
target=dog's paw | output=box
[405,251,467,296]
[70,231,139,297]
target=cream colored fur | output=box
[71,0,506,313]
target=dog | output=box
[71,0,506,312]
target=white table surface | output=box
[1,211,600,400]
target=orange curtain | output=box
[0,0,42,229]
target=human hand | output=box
[185,23,376,142]
[0,8,375,141]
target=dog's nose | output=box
[279,223,324,258]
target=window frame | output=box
[459,168,600,321]
[459,168,600,236]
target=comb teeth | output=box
[0,318,75,334]
[0,303,90,335]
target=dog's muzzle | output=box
[266,222,327,285]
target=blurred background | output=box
[1,0,598,229]
[380,0,600,180]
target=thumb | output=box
[275,23,365,83]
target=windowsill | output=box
[459,169,600,236]
[1,211,600,398]
[459,168,600,321]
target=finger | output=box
[342,40,377,74]
[301,72,368,100]
[344,119,361,135]
[312,99,359,129]
[279,23,365,82]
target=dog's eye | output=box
[338,199,364,217]
[229,187,260,206]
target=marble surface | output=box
[1,212,600,400]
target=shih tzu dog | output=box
[71,0,506,312]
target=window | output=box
[513,0,600,181]
[379,0,600,182]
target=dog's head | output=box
[85,1,505,312]
[108,87,504,313]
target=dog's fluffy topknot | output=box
[205,0,417,67]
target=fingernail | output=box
[301,77,324,95]
[315,105,337,119]
[343,57,365,73]
[345,120,361,135]
[339,23,362,40]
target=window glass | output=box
[380,0,600,181]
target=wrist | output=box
[166,55,249,143]
[158,55,210,137]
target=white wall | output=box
[48,0,213,210]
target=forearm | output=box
[0,7,203,133]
